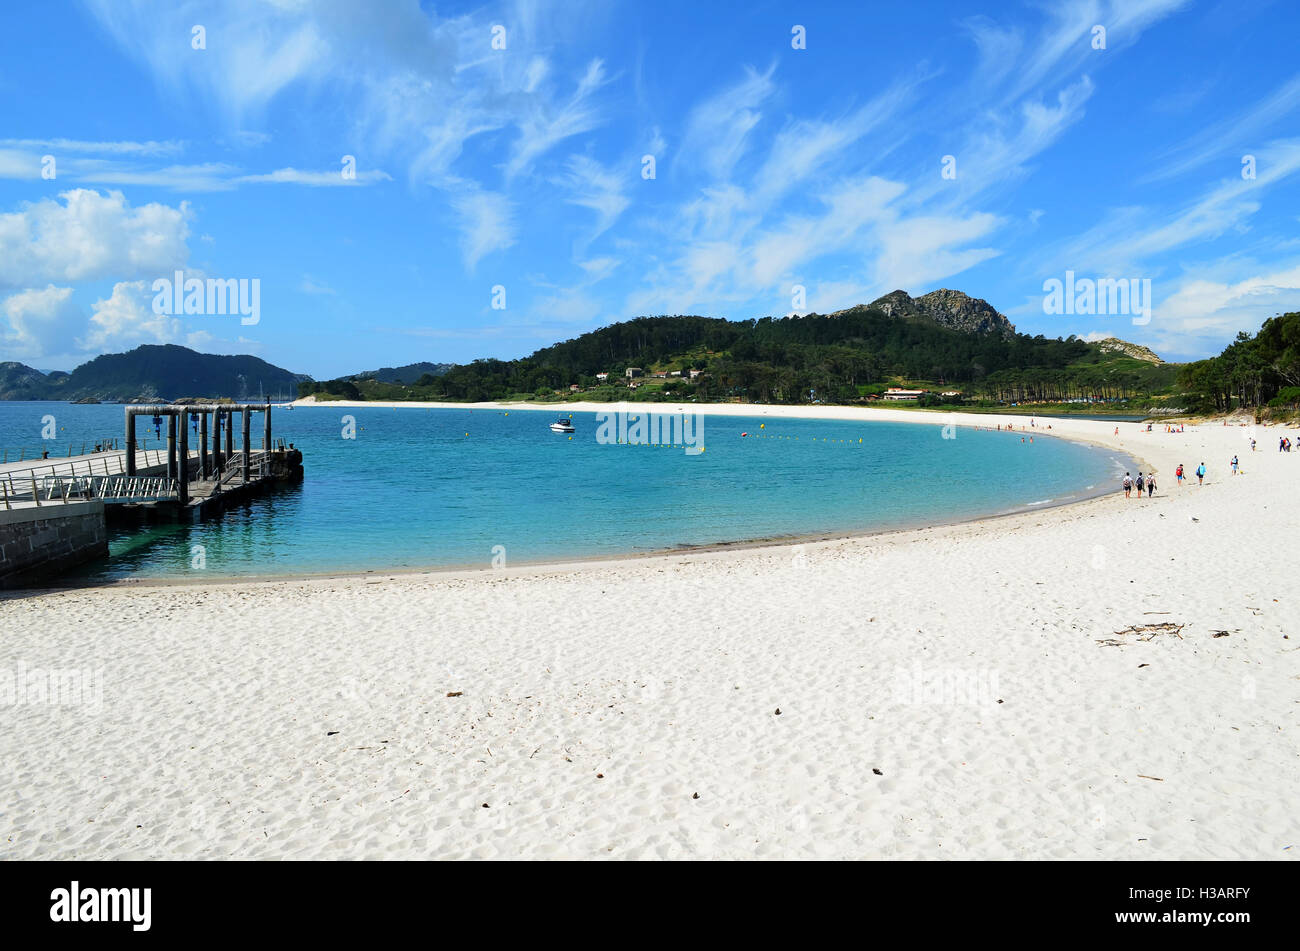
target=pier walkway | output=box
[0,404,298,512]
[1,403,304,587]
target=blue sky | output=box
[1,0,1298,377]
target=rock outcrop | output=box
[861,289,1017,339]
[0,362,49,400]
[1092,337,1163,363]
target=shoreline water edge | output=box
[34,399,1149,588]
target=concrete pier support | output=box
[0,499,107,589]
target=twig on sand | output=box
[1137,774,1164,781]
[1097,621,1185,645]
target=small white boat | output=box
[549,417,575,433]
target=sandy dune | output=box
[1,408,1297,859]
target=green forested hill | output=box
[303,290,1183,407]
[1,345,306,401]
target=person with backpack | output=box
[1176,463,1184,486]
[1196,462,1206,485]
[1135,472,1145,498]
[1122,472,1132,498]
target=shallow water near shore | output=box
[0,402,1129,580]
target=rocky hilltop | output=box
[1092,337,1163,364]
[857,288,1017,339]
[0,361,51,400]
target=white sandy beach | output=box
[1,405,1297,859]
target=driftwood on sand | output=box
[1096,621,1185,646]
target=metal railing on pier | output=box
[213,450,271,488]
[0,448,178,483]
[0,443,285,509]
[1,470,180,508]
[0,437,127,465]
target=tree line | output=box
[299,309,1299,414]
[1177,313,1300,413]
[302,309,1119,404]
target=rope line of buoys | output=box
[738,430,869,445]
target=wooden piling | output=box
[199,409,209,478]
[178,414,189,505]
[242,409,251,484]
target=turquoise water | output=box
[0,402,1129,580]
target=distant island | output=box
[0,344,307,403]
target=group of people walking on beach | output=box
[1110,419,1300,499]
[1122,471,1158,498]
[1123,461,1214,497]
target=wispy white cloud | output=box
[530,288,605,324]
[0,138,183,156]
[235,167,392,187]
[0,145,392,192]
[1050,139,1300,276]
[83,0,331,125]
[751,80,918,207]
[452,189,516,271]
[61,161,243,192]
[561,155,629,248]
[970,0,1189,107]
[505,59,609,180]
[300,275,337,296]
[680,64,775,181]
[577,256,620,282]
[1142,73,1300,183]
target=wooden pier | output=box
[0,404,303,588]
